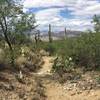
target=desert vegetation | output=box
[0,0,100,100]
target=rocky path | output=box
[36,56,54,75]
[36,56,100,100]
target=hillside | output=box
[39,30,82,41]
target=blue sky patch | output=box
[60,9,73,19]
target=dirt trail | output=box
[37,56,54,75]
[36,56,100,100]
[44,81,100,100]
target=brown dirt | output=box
[0,67,46,100]
[37,56,100,100]
[0,56,100,100]
[44,79,100,100]
[36,56,54,75]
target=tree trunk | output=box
[0,17,15,66]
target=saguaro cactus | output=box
[48,24,53,43]
[35,30,41,44]
[64,27,67,39]
[37,30,41,42]
[35,33,38,44]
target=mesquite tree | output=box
[0,0,21,65]
[0,0,37,66]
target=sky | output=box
[23,0,100,32]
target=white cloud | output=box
[68,0,100,16]
[23,0,100,31]
[23,8,29,13]
[35,8,62,23]
[24,0,66,8]
[35,8,93,31]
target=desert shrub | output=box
[14,45,44,72]
[71,32,100,69]
[49,32,100,70]
[3,45,20,65]
[44,43,56,55]
[38,40,64,55]
[8,32,32,45]
[96,76,100,84]
[52,56,74,76]
[39,31,100,70]
[0,48,5,64]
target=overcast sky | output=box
[23,0,100,32]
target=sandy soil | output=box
[0,56,100,100]
[36,56,54,75]
[37,56,100,100]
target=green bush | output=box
[50,32,100,70]
[96,76,100,84]
[52,56,74,74]
[39,31,100,70]
[0,48,5,63]
[44,43,56,55]
[71,32,100,69]
[8,33,32,45]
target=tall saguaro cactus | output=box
[37,30,41,42]
[48,24,53,43]
[35,30,41,44]
[64,27,67,40]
